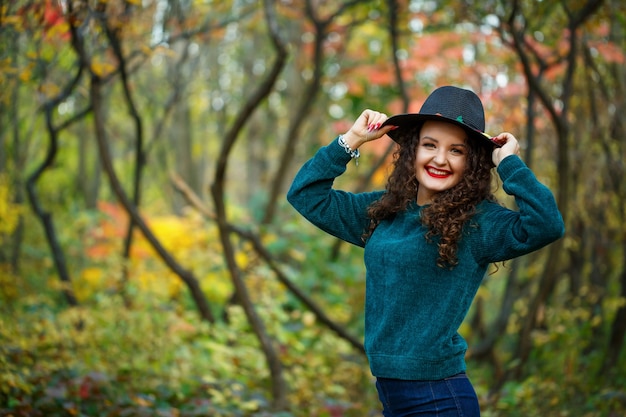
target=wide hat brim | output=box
[380,85,501,148]
[381,113,500,147]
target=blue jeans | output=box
[375,372,480,417]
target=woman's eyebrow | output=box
[420,135,438,142]
[421,136,468,147]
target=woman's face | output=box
[415,120,468,205]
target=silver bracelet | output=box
[338,134,360,165]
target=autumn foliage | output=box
[1,0,626,416]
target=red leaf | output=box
[78,380,90,399]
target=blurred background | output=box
[1,0,625,416]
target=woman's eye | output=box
[451,148,465,155]
[422,143,436,149]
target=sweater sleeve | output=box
[286,137,383,247]
[473,155,565,264]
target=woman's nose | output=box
[432,150,447,165]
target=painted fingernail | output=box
[367,124,373,132]
[375,123,381,130]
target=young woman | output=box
[287,86,564,416]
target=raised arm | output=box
[473,133,565,263]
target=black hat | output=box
[382,86,498,147]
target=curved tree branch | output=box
[71,0,215,323]
[387,0,410,111]
[89,71,215,322]
[261,0,365,225]
[330,0,409,260]
[171,172,365,354]
[502,0,604,381]
[98,11,146,305]
[23,0,95,308]
[209,0,289,410]
[25,67,84,308]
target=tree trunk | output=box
[89,70,215,323]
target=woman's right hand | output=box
[341,109,397,150]
[491,132,520,167]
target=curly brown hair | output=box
[364,124,496,268]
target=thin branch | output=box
[209,0,289,409]
[386,0,409,110]
[330,0,404,260]
[171,172,365,354]
[88,72,215,323]
[25,67,84,308]
[23,0,89,308]
[98,9,146,304]
[501,0,603,382]
[261,0,367,225]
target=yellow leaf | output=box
[3,15,22,27]
[0,175,24,238]
[40,46,56,62]
[235,251,249,268]
[39,82,61,99]
[302,311,316,327]
[81,267,103,283]
[203,276,232,303]
[45,22,70,39]
[132,395,153,407]
[140,44,153,56]
[91,60,117,77]
[18,68,32,82]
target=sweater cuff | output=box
[329,136,355,165]
[496,155,526,181]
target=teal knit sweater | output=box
[287,137,565,380]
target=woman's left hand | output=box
[491,132,520,167]
[341,110,396,150]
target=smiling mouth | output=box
[426,166,451,178]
